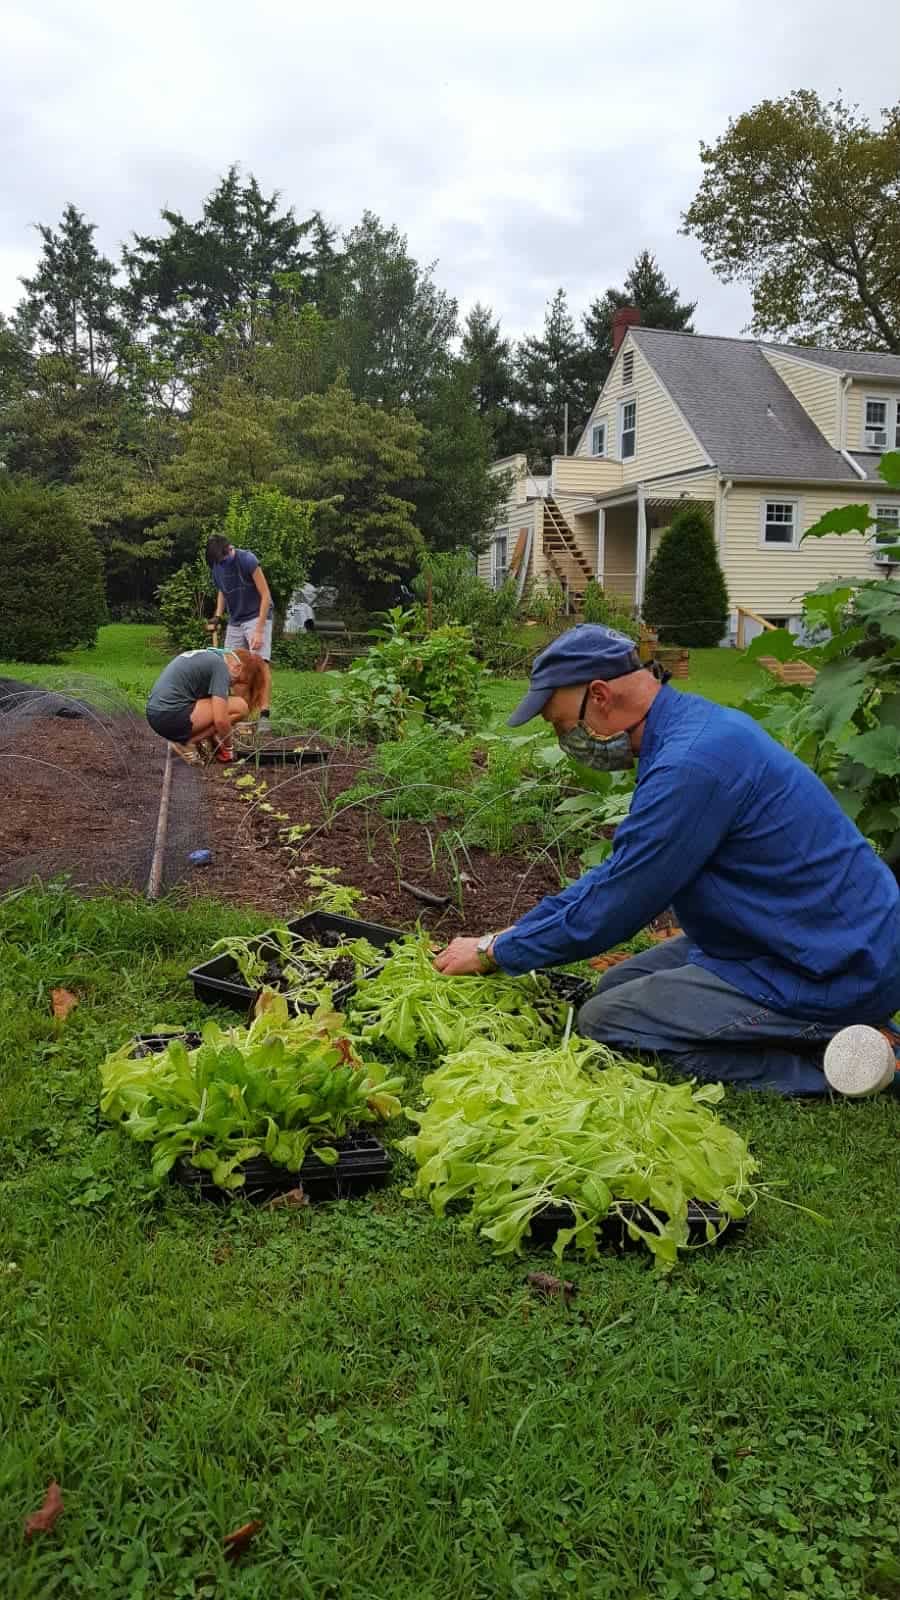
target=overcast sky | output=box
[3,0,899,343]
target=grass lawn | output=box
[0,624,766,728]
[2,887,899,1598]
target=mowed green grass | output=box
[3,630,897,1596]
[2,887,899,1600]
[0,623,766,728]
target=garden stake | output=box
[146,743,173,901]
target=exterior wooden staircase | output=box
[541,498,593,609]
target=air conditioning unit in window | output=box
[873,550,897,565]
[866,430,888,449]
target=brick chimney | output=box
[612,305,641,353]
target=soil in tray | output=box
[195,742,580,931]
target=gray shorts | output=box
[224,617,273,661]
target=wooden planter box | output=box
[655,647,690,679]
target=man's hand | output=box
[433,937,485,976]
[250,626,264,653]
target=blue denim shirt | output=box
[494,685,900,1021]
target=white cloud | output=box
[2,0,899,340]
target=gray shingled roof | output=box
[763,343,900,379]
[631,328,863,481]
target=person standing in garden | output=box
[205,535,273,732]
[435,626,900,1098]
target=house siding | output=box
[552,456,622,496]
[762,350,840,446]
[576,336,708,482]
[481,456,535,585]
[722,484,897,614]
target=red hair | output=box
[231,649,271,714]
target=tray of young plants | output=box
[346,931,591,1057]
[401,1037,759,1267]
[232,743,331,769]
[189,911,405,1014]
[100,1000,403,1200]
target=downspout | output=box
[840,449,867,481]
[717,478,733,640]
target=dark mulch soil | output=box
[194,743,576,932]
[0,713,171,893]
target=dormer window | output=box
[864,396,900,450]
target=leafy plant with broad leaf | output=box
[742,451,900,874]
[100,998,403,1189]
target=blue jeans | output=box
[575,937,845,1095]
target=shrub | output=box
[743,453,900,876]
[326,625,489,742]
[0,477,105,662]
[526,579,568,630]
[156,557,214,652]
[412,550,523,664]
[339,727,475,821]
[642,506,729,647]
[215,488,316,623]
[272,631,321,671]
[582,580,640,641]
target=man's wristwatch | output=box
[476,932,498,973]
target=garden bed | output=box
[197,742,580,930]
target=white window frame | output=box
[873,502,900,558]
[863,394,899,451]
[492,528,509,589]
[619,397,637,461]
[591,420,607,458]
[759,498,801,549]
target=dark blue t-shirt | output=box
[211,548,271,624]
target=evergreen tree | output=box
[514,289,593,470]
[461,302,529,457]
[122,167,321,349]
[413,357,508,553]
[337,212,457,409]
[582,251,696,391]
[18,204,121,377]
[0,477,106,661]
[642,506,729,647]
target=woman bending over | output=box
[146,647,270,764]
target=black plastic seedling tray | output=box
[174,1131,392,1205]
[189,910,405,1014]
[543,972,591,1010]
[528,1197,743,1252]
[232,746,330,768]
[127,1034,392,1204]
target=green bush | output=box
[642,506,729,647]
[156,557,214,653]
[582,580,640,640]
[412,550,522,665]
[0,477,105,662]
[216,488,316,622]
[272,631,321,670]
[326,625,489,742]
[339,727,476,821]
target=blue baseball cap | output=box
[507,624,641,727]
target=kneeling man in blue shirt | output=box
[436,626,900,1096]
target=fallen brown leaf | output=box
[264,1187,309,1210]
[526,1271,577,1302]
[50,988,78,1020]
[224,1520,263,1561]
[24,1480,63,1539]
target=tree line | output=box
[1,88,897,625]
[0,168,695,614]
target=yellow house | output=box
[479,322,900,640]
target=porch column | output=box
[596,507,606,584]
[635,484,648,609]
